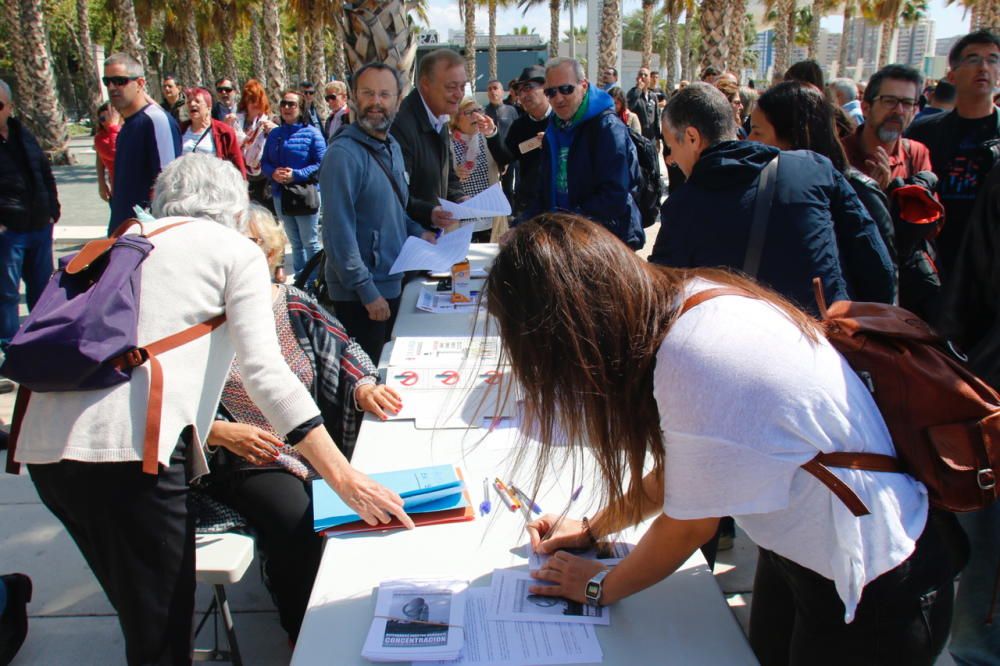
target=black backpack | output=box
[627,128,664,228]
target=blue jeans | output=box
[0,226,54,346]
[950,503,1000,665]
[274,196,321,275]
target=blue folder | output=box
[312,464,468,532]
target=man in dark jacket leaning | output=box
[524,57,644,250]
[0,79,59,349]
[651,83,893,314]
[389,49,466,231]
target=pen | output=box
[509,484,542,514]
[479,478,492,516]
[541,484,583,543]
[493,478,520,512]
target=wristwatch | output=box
[585,569,609,607]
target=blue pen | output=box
[510,484,542,514]
[479,478,492,516]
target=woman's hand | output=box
[529,551,607,603]
[526,515,593,554]
[334,467,415,528]
[356,383,403,420]
[208,421,283,465]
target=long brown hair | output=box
[484,214,820,526]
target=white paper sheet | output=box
[388,336,504,368]
[416,287,482,314]
[528,542,635,571]
[427,587,603,665]
[438,183,512,219]
[488,570,610,626]
[390,223,475,274]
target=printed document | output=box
[361,579,467,662]
[428,587,603,665]
[438,183,512,219]
[390,223,475,274]
[488,570,610,626]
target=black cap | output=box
[516,65,546,87]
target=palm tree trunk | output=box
[772,0,794,75]
[488,0,498,80]
[641,0,654,69]
[250,8,266,84]
[262,0,287,99]
[464,0,476,86]
[680,16,691,81]
[183,8,203,86]
[4,0,34,119]
[220,4,239,86]
[202,38,216,86]
[838,1,853,75]
[808,0,823,58]
[297,29,308,85]
[331,20,346,81]
[75,0,103,124]
[699,0,727,71]
[728,0,746,72]
[666,12,678,90]
[112,0,148,72]
[548,0,559,59]
[878,18,895,70]
[19,0,72,163]
[339,0,417,90]
[598,0,621,72]
[309,0,328,93]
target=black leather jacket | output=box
[0,117,60,232]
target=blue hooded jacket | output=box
[651,141,894,314]
[525,86,644,249]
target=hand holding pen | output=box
[526,486,590,554]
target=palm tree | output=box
[664,0,685,88]
[897,0,929,63]
[624,8,669,72]
[261,0,287,99]
[183,3,204,85]
[729,0,748,73]
[808,0,837,58]
[948,0,1000,31]
[598,0,621,73]
[210,0,249,86]
[19,0,72,163]
[112,0,150,72]
[700,0,728,70]
[837,0,857,73]
[308,0,331,92]
[4,0,35,124]
[483,0,514,80]
[338,0,419,90]
[765,0,797,76]
[250,6,266,84]
[512,24,537,35]
[640,0,657,68]
[680,7,697,81]
[518,0,561,59]
[75,0,104,123]
[459,0,477,88]
[872,0,903,68]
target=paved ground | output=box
[0,138,956,664]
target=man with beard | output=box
[319,62,436,362]
[841,64,932,190]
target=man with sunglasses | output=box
[323,81,350,142]
[103,52,181,234]
[299,81,322,131]
[907,29,1000,279]
[522,57,643,250]
[627,67,660,145]
[211,77,239,123]
[0,78,60,357]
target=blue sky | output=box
[423,0,971,42]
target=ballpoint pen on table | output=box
[509,484,542,514]
[493,478,520,512]
[540,484,583,543]
[479,478,492,516]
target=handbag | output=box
[280,181,319,215]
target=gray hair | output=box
[0,79,11,103]
[545,57,586,83]
[104,52,144,78]
[151,153,249,232]
[828,78,857,103]
[661,82,737,146]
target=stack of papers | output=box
[312,465,473,535]
[437,183,512,220]
[362,579,467,662]
[488,569,610,626]
[416,286,482,313]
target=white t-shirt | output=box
[182,126,215,155]
[654,279,927,622]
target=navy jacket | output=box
[261,122,326,200]
[526,87,644,250]
[0,117,60,232]
[651,141,894,314]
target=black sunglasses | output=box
[325,94,341,102]
[279,100,299,108]
[302,90,316,96]
[543,84,576,98]
[102,75,139,87]
[216,86,234,93]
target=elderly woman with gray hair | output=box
[12,153,413,665]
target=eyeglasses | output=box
[518,82,542,93]
[325,94,343,102]
[461,107,485,117]
[302,90,316,96]
[959,53,1000,68]
[874,95,917,110]
[543,84,576,98]
[357,89,397,102]
[279,100,299,108]
[216,86,234,93]
[102,76,139,87]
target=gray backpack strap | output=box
[743,154,780,278]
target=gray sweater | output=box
[319,124,425,303]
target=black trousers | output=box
[331,296,401,364]
[204,470,323,641]
[748,511,958,666]
[29,436,196,666]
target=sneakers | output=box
[0,573,32,665]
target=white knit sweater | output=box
[14,217,320,478]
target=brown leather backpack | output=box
[681,280,1000,517]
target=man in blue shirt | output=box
[105,53,180,234]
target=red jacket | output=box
[181,119,247,179]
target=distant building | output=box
[895,19,936,68]
[750,30,776,81]
[843,17,883,80]
[936,35,960,57]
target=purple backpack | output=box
[4,220,226,475]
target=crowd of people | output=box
[0,26,997,666]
